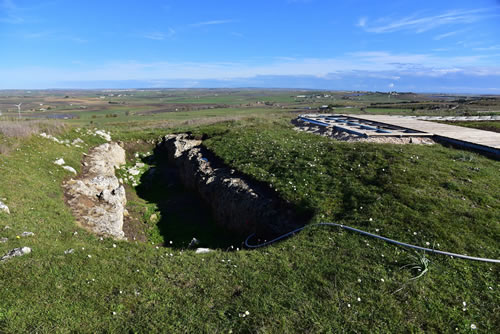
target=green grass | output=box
[439,121,500,133]
[0,114,499,333]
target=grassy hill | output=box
[0,112,499,332]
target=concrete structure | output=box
[298,114,500,156]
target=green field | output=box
[0,89,499,333]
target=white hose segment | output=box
[245,222,500,263]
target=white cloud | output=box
[230,32,244,38]
[0,0,56,24]
[473,45,500,51]
[388,83,394,88]
[357,17,367,27]
[190,19,236,27]
[360,8,496,34]
[434,30,463,40]
[142,28,176,40]
[2,51,499,87]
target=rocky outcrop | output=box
[157,134,307,238]
[63,142,127,239]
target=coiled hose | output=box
[245,222,500,263]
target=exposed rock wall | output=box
[158,134,305,238]
[63,142,127,239]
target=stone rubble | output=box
[54,158,65,166]
[1,247,31,262]
[95,130,112,142]
[63,142,127,240]
[63,166,77,174]
[40,129,111,147]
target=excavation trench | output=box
[130,134,312,249]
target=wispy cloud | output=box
[15,30,87,43]
[23,30,53,39]
[190,19,236,27]
[0,0,55,24]
[433,30,463,40]
[357,17,367,27]
[0,0,24,23]
[473,45,500,51]
[142,28,176,40]
[359,8,496,34]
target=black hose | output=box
[245,222,500,263]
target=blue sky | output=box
[1,0,499,92]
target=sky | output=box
[1,0,499,93]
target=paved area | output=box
[403,115,500,121]
[298,114,500,156]
[353,115,500,150]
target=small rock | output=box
[54,158,65,166]
[195,248,212,254]
[188,237,200,248]
[0,237,8,243]
[128,167,140,176]
[149,213,158,222]
[64,248,75,254]
[95,130,111,142]
[63,166,77,174]
[1,247,32,262]
[0,201,9,214]
[20,231,34,237]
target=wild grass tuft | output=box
[0,120,66,138]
